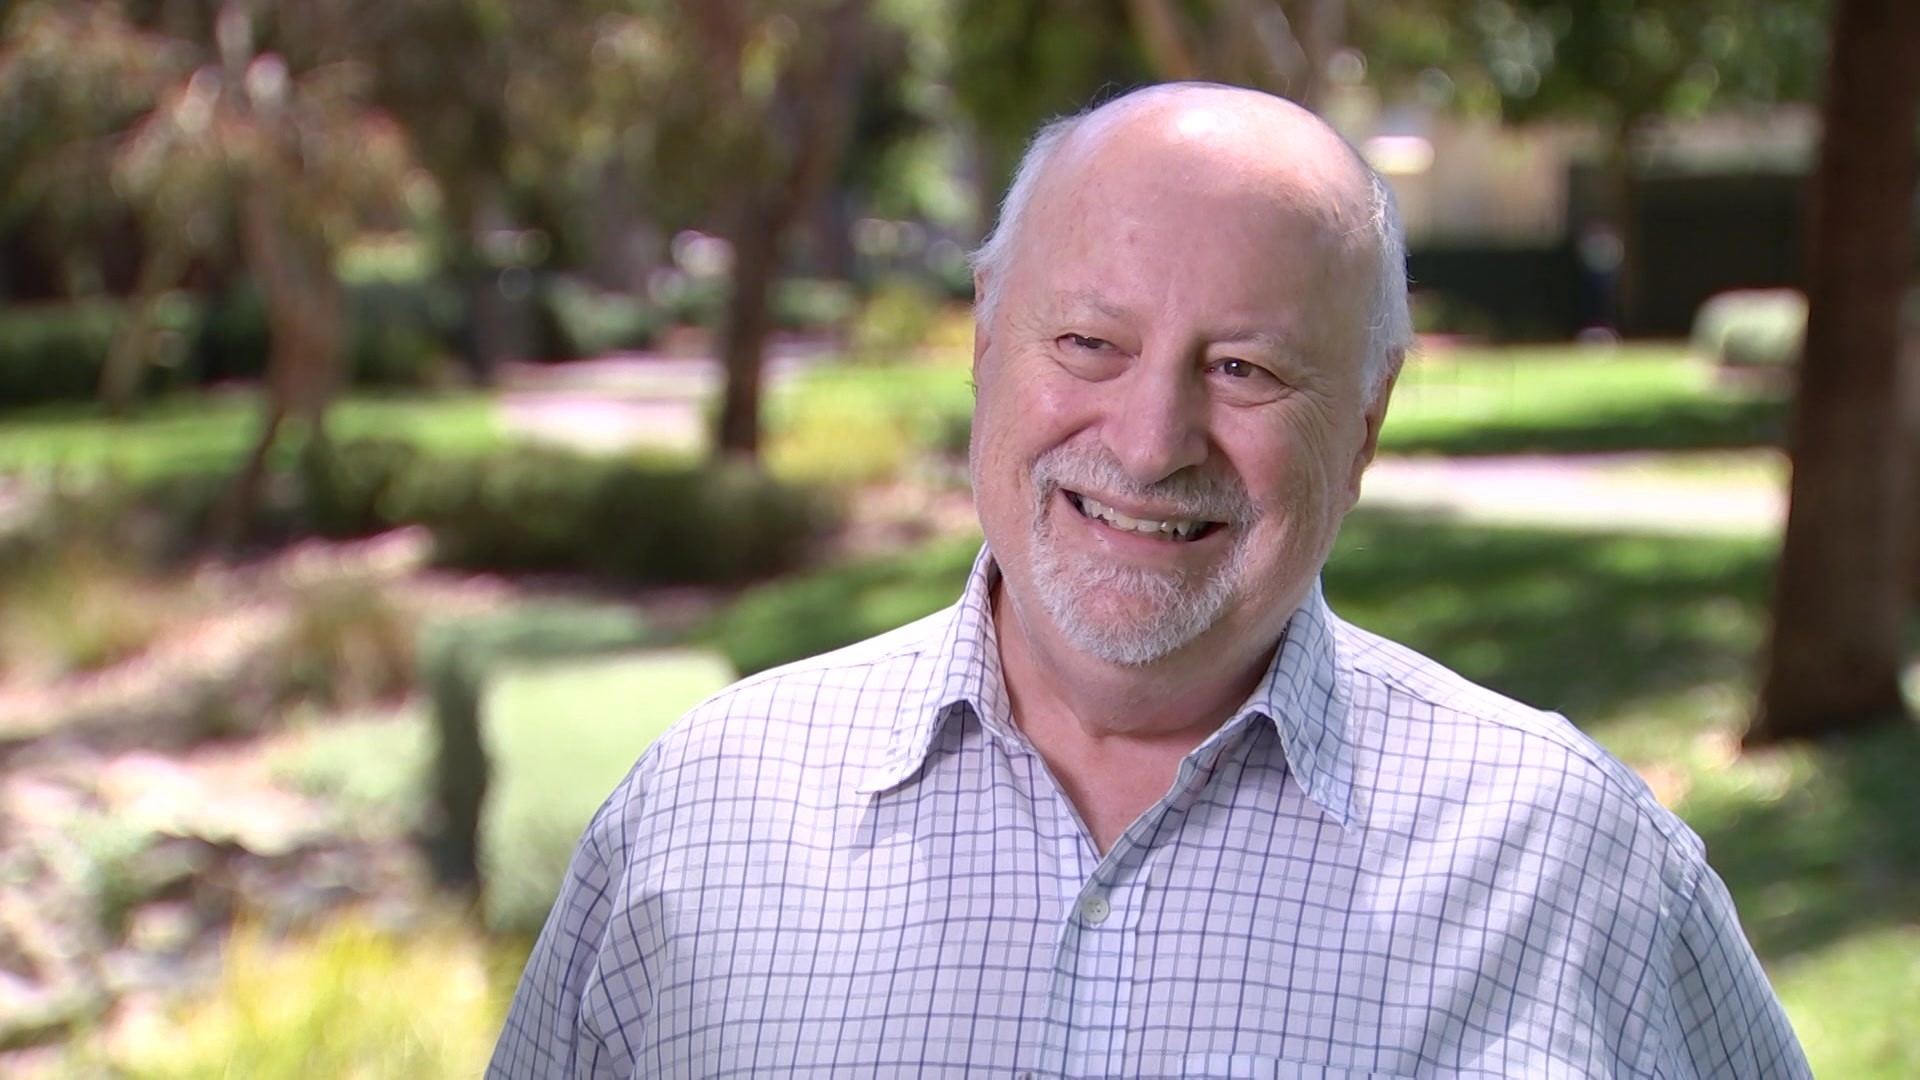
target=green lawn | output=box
[0,392,503,482]
[1382,343,1787,455]
[273,647,734,934]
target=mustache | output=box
[1030,443,1256,525]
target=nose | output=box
[1103,352,1210,484]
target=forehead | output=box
[1007,115,1375,346]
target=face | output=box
[970,114,1390,668]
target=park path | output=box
[497,353,1787,538]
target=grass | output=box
[1382,343,1787,455]
[271,647,735,934]
[0,391,503,483]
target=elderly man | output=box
[491,84,1807,1078]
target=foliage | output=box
[0,285,452,410]
[272,577,418,712]
[538,276,662,359]
[1353,0,1831,131]
[950,0,1152,195]
[0,300,192,409]
[1691,289,1807,368]
[402,445,832,586]
[706,531,980,675]
[764,354,975,486]
[79,911,515,1080]
[0,481,196,679]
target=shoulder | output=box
[1333,615,1708,890]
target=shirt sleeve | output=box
[488,797,625,1079]
[1661,865,1812,1079]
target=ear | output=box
[1345,359,1401,505]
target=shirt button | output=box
[1079,893,1111,925]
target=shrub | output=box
[846,277,942,361]
[0,299,192,410]
[302,438,834,586]
[301,437,423,538]
[540,277,662,359]
[86,911,512,1079]
[1691,289,1807,369]
[345,279,460,387]
[0,481,195,680]
[772,276,858,331]
[272,577,418,711]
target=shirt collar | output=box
[853,545,1357,829]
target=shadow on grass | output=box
[1380,396,1788,457]
[1682,723,1920,964]
[1324,510,1775,720]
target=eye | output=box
[1060,333,1111,351]
[1215,358,1260,379]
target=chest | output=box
[593,737,1648,1077]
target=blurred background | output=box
[0,0,1916,1075]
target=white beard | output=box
[1021,445,1254,666]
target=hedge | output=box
[303,439,833,586]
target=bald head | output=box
[973,83,1412,391]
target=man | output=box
[492,83,1808,1078]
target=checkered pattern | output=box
[490,546,1808,1079]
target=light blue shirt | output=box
[491,547,1807,1078]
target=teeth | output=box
[1078,495,1206,539]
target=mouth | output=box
[1064,490,1224,542]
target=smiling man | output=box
[491,84,1808,1078]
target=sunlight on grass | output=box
[271,649,736,934]
[1383,344,1785,455]
[483,649,733,932]
[0,393,502,483]
[1776,927,1920,1079]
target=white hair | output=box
[971,84,1413,394]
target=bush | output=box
[0,280,451,412]
[405,446,831,585]
[303,438,832,586]
[539,277,662,359]
[846,277,942,361]
[0,299,192,409]
[1691,289,1807,368]
[272,577,418,711]
[772,277,858,331]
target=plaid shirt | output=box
[491,547,1807,1078]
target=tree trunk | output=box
[1749,0,1920,745]
[713,198,780,460]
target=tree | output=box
[1748,0,1919,744]
[592,0,876,461]
[2,1,415,535]
[1125,0,1347,110]
[1351,0,1830,331]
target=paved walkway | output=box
[497,354,1787,538]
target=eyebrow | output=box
[1054,290,1307,363]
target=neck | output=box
[991,576,1279,748]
